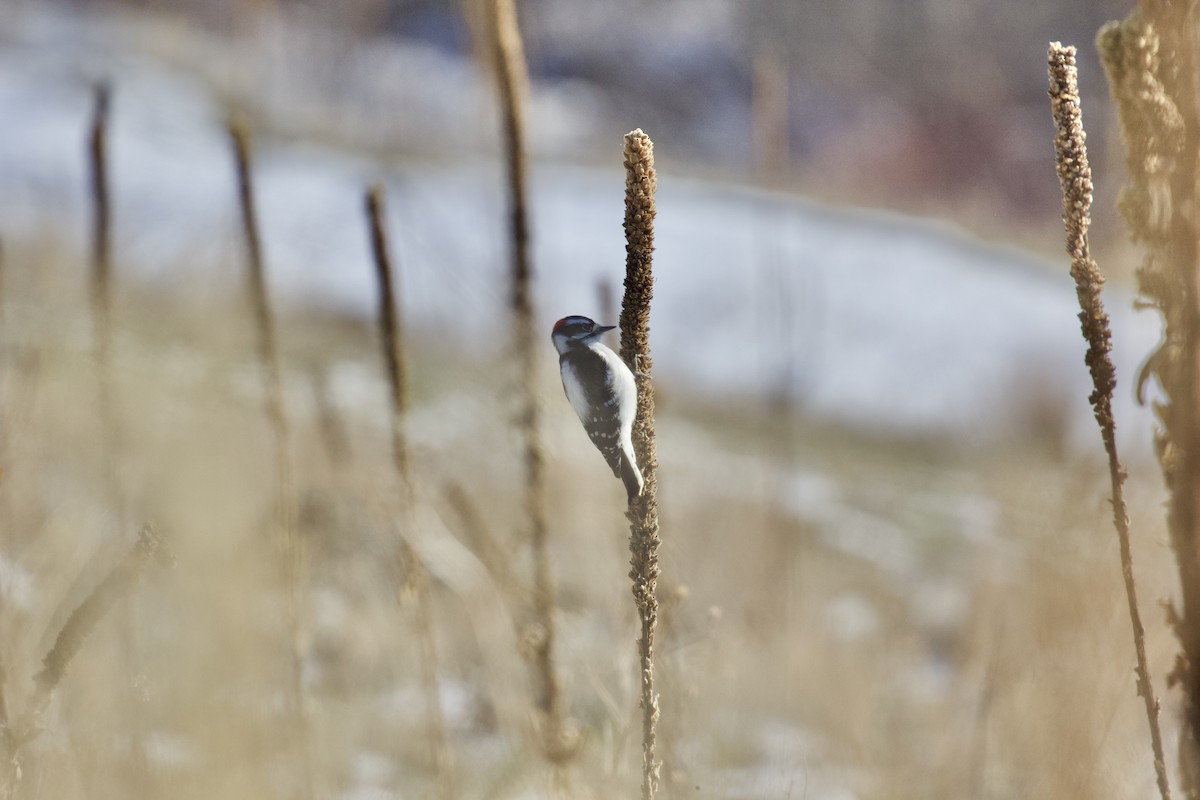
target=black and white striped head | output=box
[551,315,615,355]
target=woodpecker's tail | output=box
[619,450,644,504]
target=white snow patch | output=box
[780,468,845,524]
[0,556,36,610]
[909,579,970,633]
[144,730,201,768]
[350,750,395,788]
[819,507,919,580]
[823,593,880,642]
[378,680,474,731]
[718,720,860,800]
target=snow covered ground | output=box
[0,5,1162,448]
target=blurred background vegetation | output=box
[0,1,1182,798]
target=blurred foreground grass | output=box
[0,234,1180,799]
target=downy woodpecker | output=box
[551,315,644,503]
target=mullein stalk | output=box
[486,0,572,761]
[619,128,662,800]
[1049,42,1171,800]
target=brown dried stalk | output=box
[89,84,112,333]
[0,236,6,337]
[87,82,152,791]
[365,184,456,798]
[619,128,662,800]
[0,237,7,538]
[1049,42,1171,800]
[227,114,312,796]
[366,186,410,482]
[88,83,124,521]
[1,524,170,800]
[228,116,290,457]
[1098,5,1200,792]
[34,525,170,692]
[486,0,572,762]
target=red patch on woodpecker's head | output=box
[553,316,596,335]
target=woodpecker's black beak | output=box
[594,324,616,335]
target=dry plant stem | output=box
[89,84,112,334]
[1098,5,1200,791]
[487,0,569,759]
[0,238,7,543]
[227,116,312,796]
[88,83,124,522]
[229,114,302,597]
[365,185,456,798]
[366,186,410,481]
[1,524,170,800]
[87,82,151,791]
[34,525,170,693]
[0,237,6,346]
[0,236,6,470]
[1049,42,1172,800]
[619,128,662,800]
[229,118,290,460]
